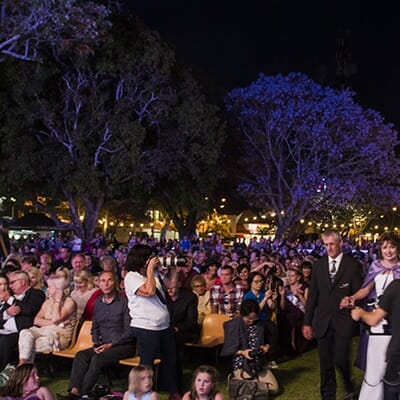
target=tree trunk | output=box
[172,209,198,240]
[82,196,104,242]
[286,221,301,241]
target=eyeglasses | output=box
[9,279,21,285]
[193,284,205,288]
[253,280,264,284]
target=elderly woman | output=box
[70,270,98,320]
[17,276,77,365]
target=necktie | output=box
[330,260,336,274]
[330,260,336,283]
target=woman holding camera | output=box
[340,232,400,400]
[125,244,181,400]
[220,299,279,395]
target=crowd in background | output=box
[0,227,385,399]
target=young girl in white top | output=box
[123,365,158,400]
[182,365,224,400]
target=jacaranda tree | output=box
[226,72,400,240]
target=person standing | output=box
[302,229,363,400]
[340,232,400,400]
[124,244,181,400]
[351,279,400,400]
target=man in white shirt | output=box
[0,271,45,369]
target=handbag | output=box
[228,373,269,400]
[0,363,15,388]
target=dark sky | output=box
[128,1,400,129]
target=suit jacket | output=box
[221,316,269,377]
[168,288,199,342]
[14,288,46,331]
[0,301,10,329]
[304,254,363,339]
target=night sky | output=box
[129,0,400,129]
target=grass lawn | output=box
[42,338,364,400]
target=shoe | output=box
[268,360,279,369]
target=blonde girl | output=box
[123,365,158,400]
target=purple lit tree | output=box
[0,0,111,61]
[226,72,400,240]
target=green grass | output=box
[42,338,364,400]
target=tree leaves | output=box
[226,72,400,239]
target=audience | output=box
[0,363,55,400]
[279,268,310,354]
[182,365,224,400]
[123,365,158,400]
[26,267,46,293]
[165,273,199,348]
[20,255,38,273]
[178,257,199,291]
[60,271,135,399]
[233,264,250,292]
[70,270,98,320]
[3,231,383,397]
[18,276,77,365]
[202,260,220,290]
[190,275,211,324]
[0,271,45,370]
[221,299,279,395]
[210,265,243,316]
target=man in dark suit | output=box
[165,273,199,394]
[0,271,45,369]
[165,275,199,347]
[303,229,363,400]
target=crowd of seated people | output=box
[0,231,379,398]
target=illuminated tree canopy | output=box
[226,72,400,239]
[0,10,225,241]
[0,0,112,61]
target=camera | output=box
[158,255,188,268]
[249,348,264,358]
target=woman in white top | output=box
[340,232,400,400]
[125,244,181,399]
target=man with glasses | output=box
[0,271,45,370]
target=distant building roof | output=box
[12,213,56,228]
